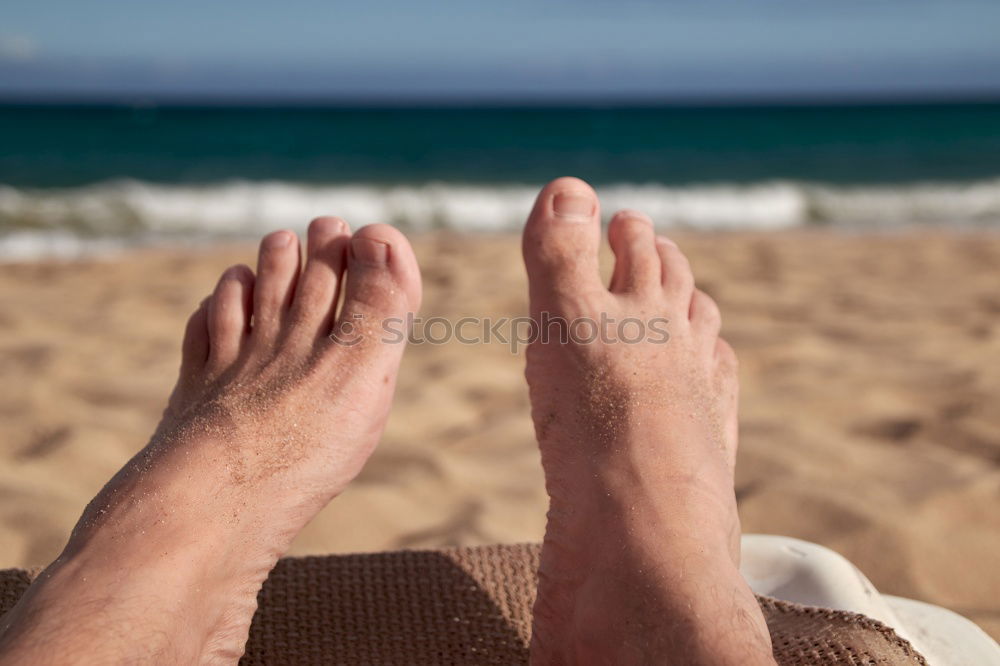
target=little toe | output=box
[251,230,301,346]
[288,216,352,345]
[714,337,740,469]
[333,224,422,353]
[608,210,660,294]
[179,297,210,380]
[522,177,605,314]
[207,264,255,374]
[654,235,696,309]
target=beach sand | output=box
[0,230,997,640]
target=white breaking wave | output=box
[2,178,1000,259]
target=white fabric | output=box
[740,535,1000,666]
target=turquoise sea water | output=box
[3,103,1000,186]
[1,102,999,257]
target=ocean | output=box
[2,102,999,258]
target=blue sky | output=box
[2,0,1000,101]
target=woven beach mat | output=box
[0,542,926,665]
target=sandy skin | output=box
[523,178,773,664]
[0,179,772,664]
[0,219,423,663]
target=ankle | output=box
[536,553,772,666]
[547,483,738,559]
[0,511,276,664]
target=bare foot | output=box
[0,219,421,664]
[523,178,774,665]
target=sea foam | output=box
[2,179,999,259]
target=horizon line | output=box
[3,90,1000,109]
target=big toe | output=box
[333,224,422,352]
[522,177,605,314]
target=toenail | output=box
[222,266,243,281]
[618,209,653,225]
[266,231,293,249]
[552,192,595,221]
[315,216,346,232]
[656,236,678,248]
[351,237,389,265]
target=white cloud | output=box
[0,34,38,62]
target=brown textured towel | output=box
[0,543,926,665]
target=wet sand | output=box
[0,230,997,639]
